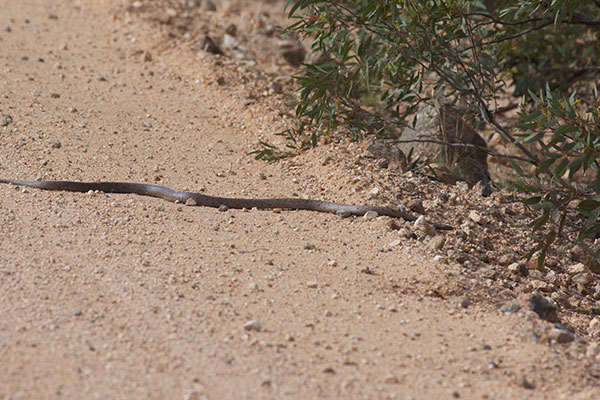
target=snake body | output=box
[0,179,451,230]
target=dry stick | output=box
[391,137,534,164]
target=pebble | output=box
[336,210,352,218]
[429,235,445,250]
[529,293,559,322]
[414,215,436,237]
[0,114,13,126]
[459,296,470,308]
[243,320,262,331]
[388,239,402,248]
[200,0,216,11]
[218,205,229,212]
[185,198,197,206]
[4,25,11,32]
[408,199,426,215]
[456,181,469,192]
[586,342,600,359]
[548,328,574,343]
[500,301,520,313]
[516,374,535,389]
[589,317,600,337]
[279,40,306,66]
[304,242,315,250]
[306,281,318,288]
[468,210,485,224]
[200,35,224,55]
[363,210,378,220]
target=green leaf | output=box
[578,200,600,214]
[510,160,524,176]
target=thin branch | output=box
[391,137,534,163]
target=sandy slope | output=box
[0,1,598,399]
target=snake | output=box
[0,179,452,230]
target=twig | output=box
[391,137,534,164]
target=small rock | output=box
[304,242,316,250]
[222,33,238,49]
[473,180,493,197]
[51,141,61,149]
[456,181,469,192]
[363,210,378,220]
[3,25,10,32]
[0,114,13,126]
[200,35,224,55]
[376,158,389,169]
[414,215,436,237]
[142,50,152,62]
[498,254,513,266]
[429,235,446,250]
[49,13,58,19]
[306,281,318,288]
[368,187,380,197]
[225,24,237,37]
[586,342,600,359]
[408,199,426,215]
[566,262,587,275]
[468,210,485,224]
[516,374,535,390]
[404,230,418,240]
[336,210,352,218]
[548,328,574,343]
[459,296,470,308]
[530,280,553,292]
[529,293,559,322]
[507,262,528,276]
[321,156,332,166]
[218,205,228,212]
[364,140,406,166]
[185,198,197,206]
[388,239,402,248]
[589,317,600,337]
[243,319,262,331]
[200,0,216,11]
[279,40,306,66]
[216,76,226,86]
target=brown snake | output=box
[0,179,452,230]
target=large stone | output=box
[396,103,490,185]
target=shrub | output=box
[256,0,600,262]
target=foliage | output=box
[256,0,600,261]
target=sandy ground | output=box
[1,1,599,399]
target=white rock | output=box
[414,215,436,236]
[363,210,378,220]
[456,181,469,192]
[243,320,262,331]
[566,262,588,275]
[388,239,402,248]
[468,210,485,224]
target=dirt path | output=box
[1,1,598,399]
